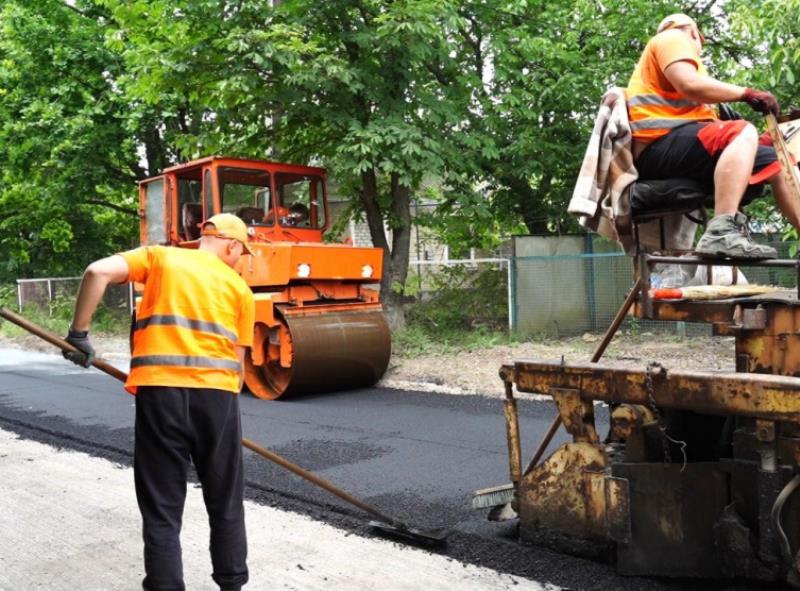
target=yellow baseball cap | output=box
[657,13,705,43]
[201,213,254,255]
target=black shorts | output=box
[635,121,779,187]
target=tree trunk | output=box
[382,173,412,331]
[142,127,167,178]
[504,173,553,235]
[359,168,389,252]
[358,167,413,331]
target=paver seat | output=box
[630,178,763,251]
[631,178,712,220]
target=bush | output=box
[392,265,513,357]
[405,265,508,332]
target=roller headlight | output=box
[297,263,311,278]
[361,264,374,278]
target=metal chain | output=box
[645,362,671,464]
[645,361,688,470]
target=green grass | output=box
[392,324,522,357]
[0,284,130,339]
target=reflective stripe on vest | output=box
[627,94,700,109]
[134,314,238,344]
[130,355,241,371]
[629,118,697,132]
[627,92,715,140]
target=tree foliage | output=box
[0,1,140,277]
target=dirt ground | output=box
[0,330,735,398]
[383,332,735,396]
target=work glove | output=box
[741,88,780,116]
[63,329,95,368]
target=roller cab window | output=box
[218,167,272,225]
[177,170,203,241]
[272,173,327,230]
[140,176,168,245]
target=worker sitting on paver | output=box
[626,13,800,259]
[63,213,255,591]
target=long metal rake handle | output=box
[766,113,800,205]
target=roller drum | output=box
[284,308,391,395]
[247,307,391,399]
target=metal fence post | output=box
[47,279,53,317]
[508,256,516,332]
[16,280,22,312]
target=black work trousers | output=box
[134,386,248,591]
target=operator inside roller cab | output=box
[263,201,309,227]
[626,13,800,259]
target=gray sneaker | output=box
[695,213,777,259]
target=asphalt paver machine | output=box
[492,115,800,585]
[138,156,391,399]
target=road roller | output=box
[137,156,391,399]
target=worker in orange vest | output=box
[626,13,800,259]
[63,213,255,591]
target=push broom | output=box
[0,307,447,548]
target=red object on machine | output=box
[650,287,684,300]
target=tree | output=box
[100,0,484,328]
[2,0,794,306]
[0,0,138,279]
[0,0,207,282]
[725,0,800,99]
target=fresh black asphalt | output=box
[0,350,773,591]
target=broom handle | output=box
[240,438,403,527]
[0,307,128,382]
[766,113,800,204]
[0,306,405,529]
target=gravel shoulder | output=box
[0,330,735,398]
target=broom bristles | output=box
[651,284,781,300]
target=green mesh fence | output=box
[510,237,795,337]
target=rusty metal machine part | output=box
[500,280,800,584]
[245,307,391,399]
[496,112,800,583]
[610,404,655,440]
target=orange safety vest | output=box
[626,29,716,143]
[120,246,255,394]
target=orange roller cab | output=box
[136,156,391,399]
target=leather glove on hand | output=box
[741,88,780,116]
[63,329,95,368]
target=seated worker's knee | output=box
[738,122,759,144]
[724,121,757,149]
